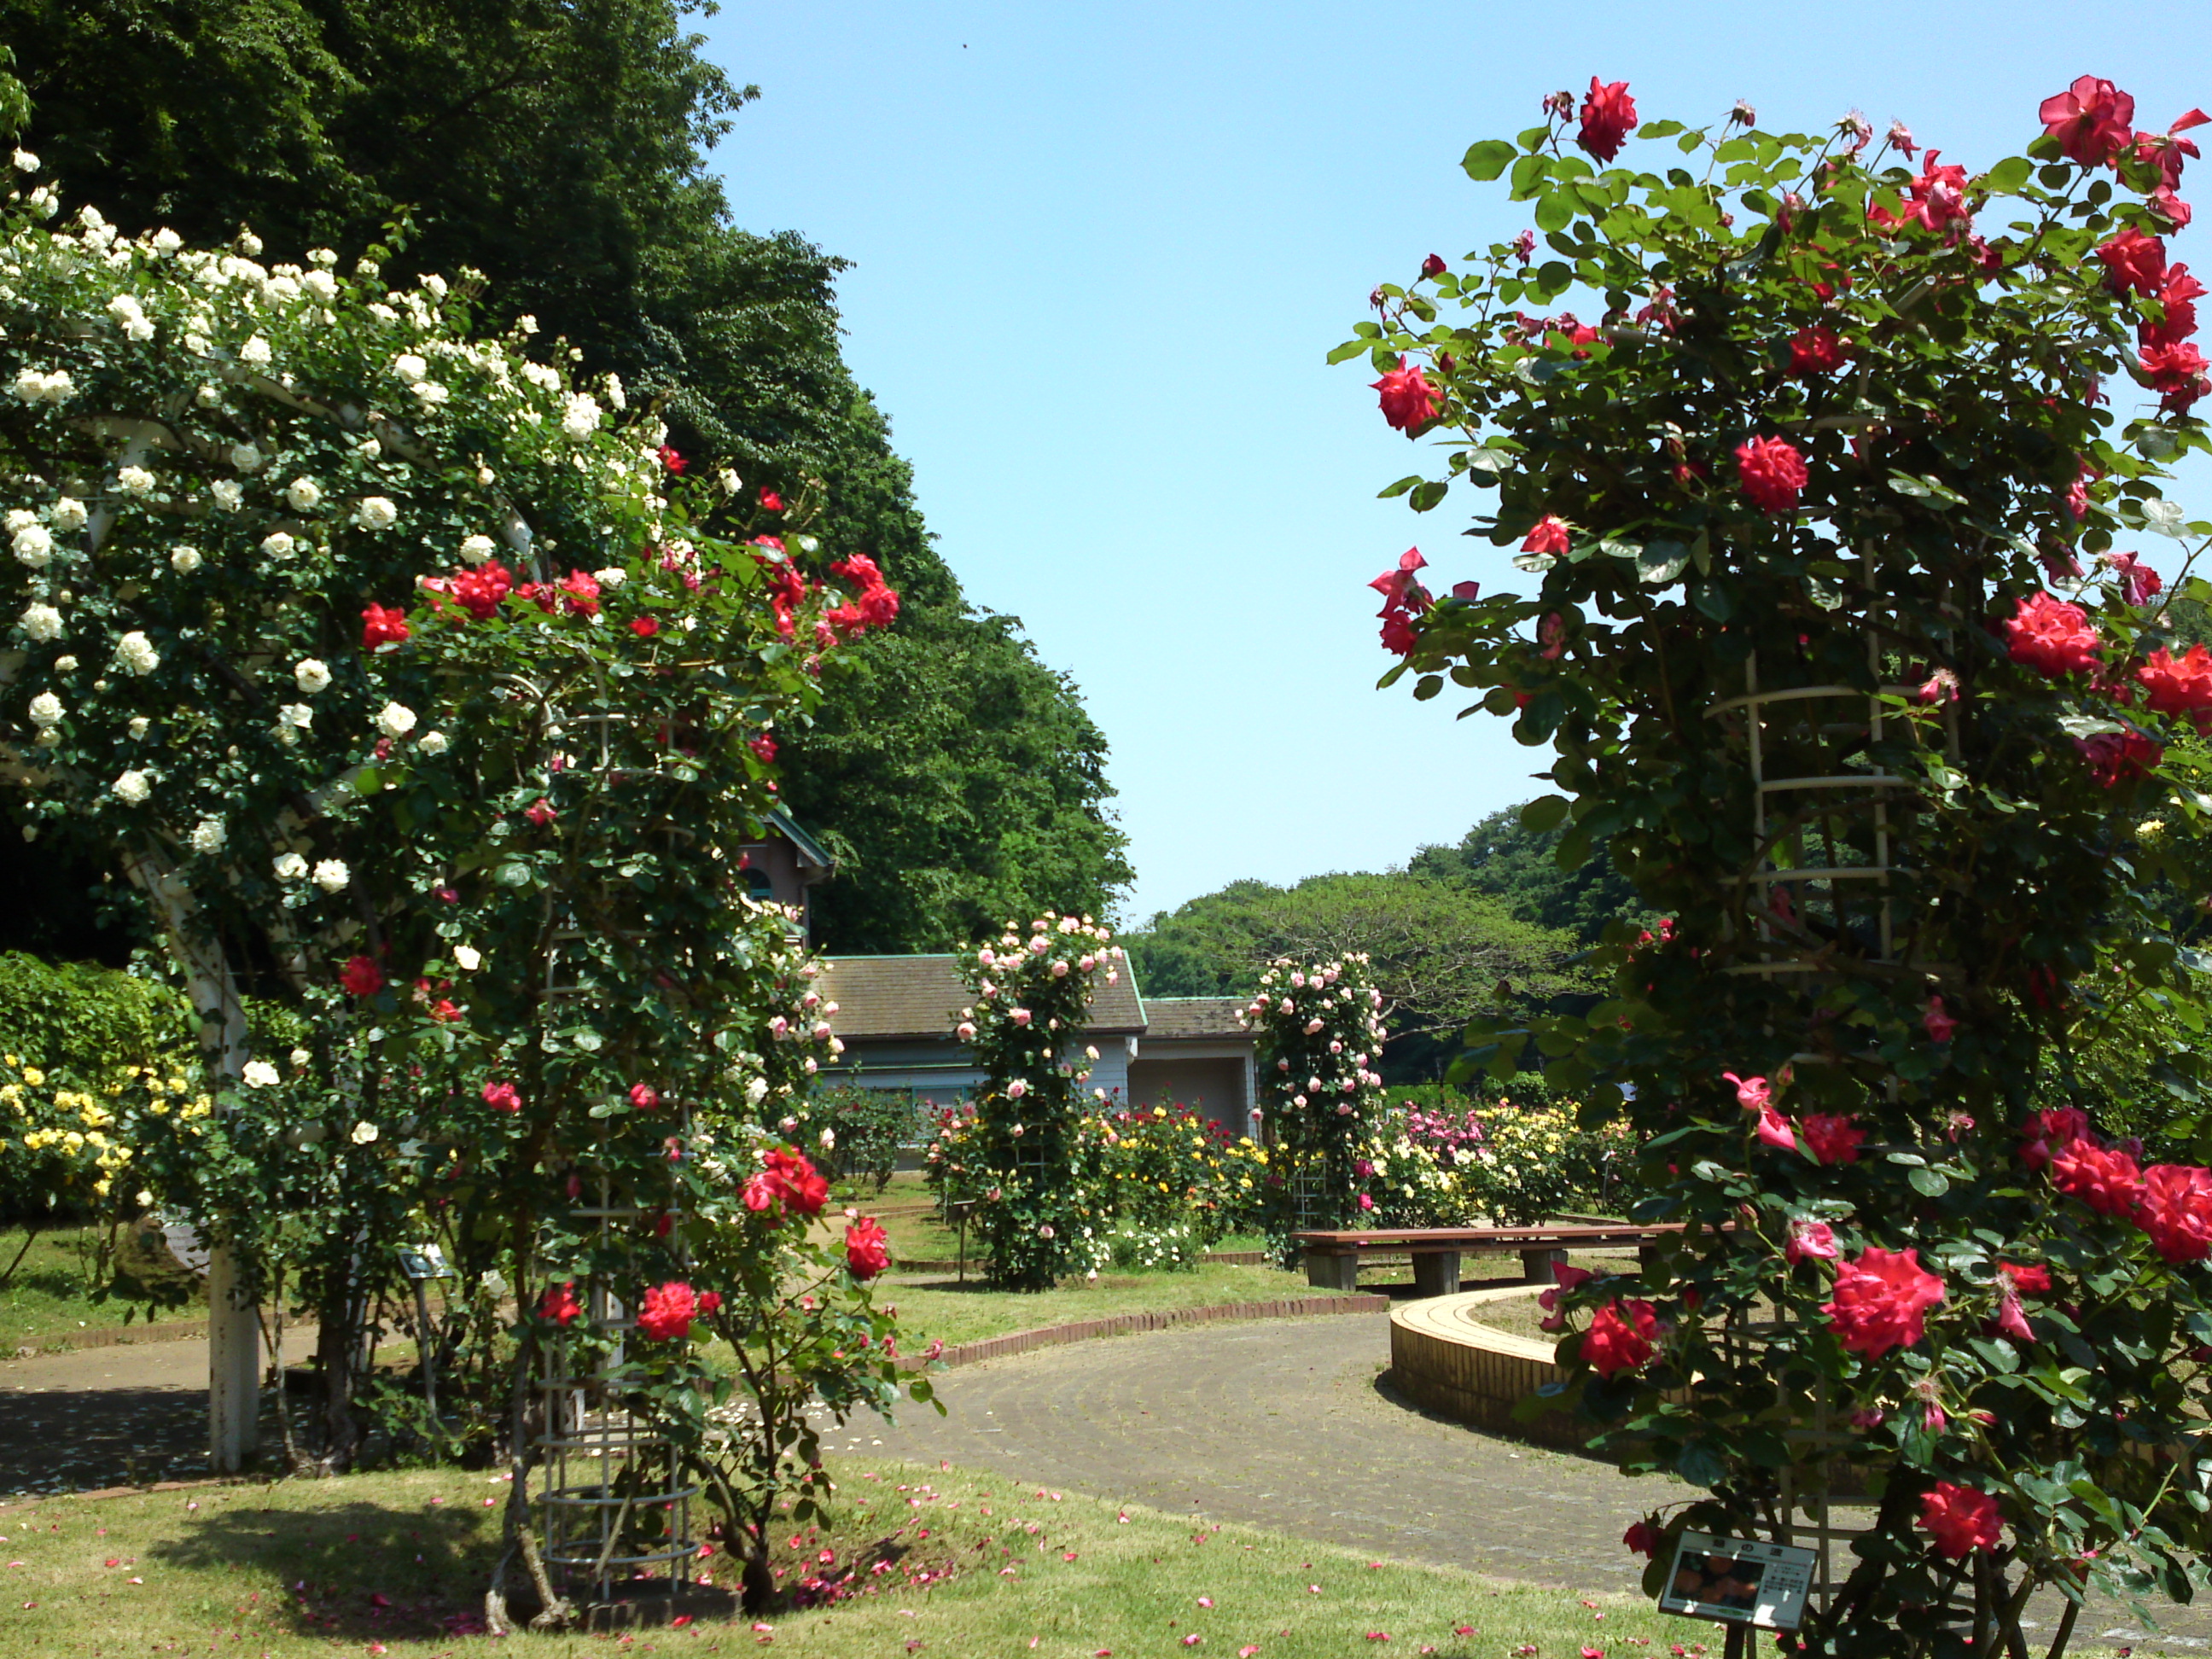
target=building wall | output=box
[1126,1057,1247,1128]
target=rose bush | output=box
[1347,73,2212,1656]
[1238,955,1386,1249]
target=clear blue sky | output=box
[693,2,2208,926]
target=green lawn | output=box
[883,1260,1369,1351]
[0,1223,204,1353]
[0,1458,1723,1658]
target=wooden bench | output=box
[1290,1223,1685,1297]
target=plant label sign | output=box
[397,1244,454,1281]
[1658,1532,1816,1630]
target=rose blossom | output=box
[636,1280,698,1342]
[539,1282,581,1325]
[1521,515,1572,557]
[2136,1163,2212,1262]
[2136,643,2212,722]
[362,602,410,650]
[1581,1298,1659,1378]
[340,955,383,997]
[1821,1245,1945,1357]
[1802,1114,1865,1166]
[2050,1138,2145,1218]
[1784,1220,1839,1265]
[482,1081,521,1113]
[2002,592,2100,677]
[846,1216,892,1280]
[2018,1107,2092,1171]
[1370,360,1440,432]
[1918,1483,2003,1558]
[1788,326,1846,375]
[1733,435,1808,515]
[1576,78,1637,163]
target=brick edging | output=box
[8,1315,214,1359]
[897,1293,1390,1372]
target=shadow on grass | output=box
[0,1382,216,1492]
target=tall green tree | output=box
[0,0,1129,950]
[1409,805,1650,945]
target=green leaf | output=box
[1377,474,1424,499]
[1983,155,2033,194]
[1520,795,1571,834]
[1463,140,1517,182]
[1409,480,1449,513]
[1324,341,1368,365]
[1908,1166,1950,1198]
[1533,189,1575,234]
[1637,539,1691,585]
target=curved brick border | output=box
[899,1292,1389,1373]
[1388,1285,1585,1447]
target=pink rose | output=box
[1369,362,1440,432]
[1576,78,1637,163]
[2039,76,2136,167]
[1822,1246,1944,1358]
[1734,435,1808,515]
[2002,592,2101,677]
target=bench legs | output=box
[1520,1246,1569,1285]
[1411,1249,1462,1298]
[1304,1251,1361,1293]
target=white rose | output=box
[452,944,482,971]
[561,392,602,439]
[375,701,416,739]
[349,1120,379,1145]
[312,859,349,893]
[12,523,52,568]
[354,497,398,531]
[458,534,495,564]
[111,769,150,806]
[27,691,61,727]
[242,1060,279,1089]
[20,603,61,643]
[284,477,322,511]
[294,658,331,693]
[170,545,202,573]
[411,381,448,405]
[593,567,626,590]
[301,270,337,303]
[259,530,295,559]
[238,334,271,366]
[229,443,263,473]
[416,730,449,756]
[128,716,149,739]
[115,465,155,496]
[289,1047,313,1068]
[272,852,309,882]
[10,148,34,172]
[209,481,243,512]
[2145,498,2188,538]
[392,352,427,384]
[52,655,76,672]
[189,817,226,855]
[50,497,86,531]
[114,632,160,675]
[277,702,312,731]
[718,469,742,495]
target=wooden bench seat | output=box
[1290,1223,1685,1297]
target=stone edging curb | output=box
[9,1315,214,1359]
[898,1292,1390,1373]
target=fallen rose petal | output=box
[671,1615,693,1628]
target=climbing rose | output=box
[538,1282,581,1326]
[559,568,601,616]
[1755,1104,1796,1152]
[1802,1114,1865,1166]
[1522,515,1572,556]
[2105,550,2164,606]
[846,1216,892,1280]
[1622,1520,1664,1559]
[2145,265,2204,349]
[2133,643,2212,728]
[524,798,556,827]
[1918,1483,2004,1558]
[1576,78,1637,163]
[2000,1260,2052,1294]
[1421,253,1447,277]
[2039,75,2136,167]
[361,602,410,650]
[482,1080,521,1113]
[2018,1107,2093,1171]
[1370,361,1440,431]
[1733,435,1807,515]
[2002,592,2100,677]
[2051,1139,2145,1218]
[1822,1245,1945,1358]
[630,1083,661,1111]
[1784,1220,1839,1265]
[698,1290,723,1315]
[2140,340,2209,414]
[636,1280,699,1342]
[631,616,660,637]
[2077,728,2165,787]
[2136,1164,2212,1263]
[1922,996,1958,1045]
[2096,226,2168,294]
[1787,326,1845,374]
[446,560,512,620]
[1581,1297,1659,1378]
[743,1148,830,1218]
[340,955,383,998]
[1721,1071,1771,1111]
[760,487,783,511]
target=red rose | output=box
[2051,1139,2145,1218]
[2039,76,2136,167]
[1784,1220,1838,1265]
[524,798,556,827]
[1370,547,1431,657]
[1420,253,1447,278]
[1918,1482,2003,1558]
[1580,1297,1659,1378]
[2096,226,2168,295]
[1621,1519,1664,1559]
[1576,78,1637,164]
[744,1147,830,1219]
[1821,1245,1945,1358]
[1802,1114,1865,1166]
[657,444,687,474]
[2002,591,2101,677]
[2144,265,2203,349]
[760,488,783,512]
[340,955,384,998]
[559,568,601,617]
[630,616,660,637]
[2077,728,2165,787]
[538,1281,582,1326]
[2140,340,2209,414]
[1733,435,1808,515]
[482,1080,521,1113]
[362,602,411,650]
[698,1289,724,1316]
[1370,361,1440,432]
[2135,643,2212,721]
[1755,1104,1796,1152]
[2137,1164,2212,1263]
[2104,550,2164,607]
[1787,326,1846,375]
[450,560,513,621]
[2135,109,2209,189]
[1521,515,1572,557]
[629,1082,661,1111]
[1997,1261,2052,1295]
[636,1280,698,1342]
[2017,1106,2093,1171]
[1922,996,1958,1045]
[749,731,777,764]
[846,1216,892,1281]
